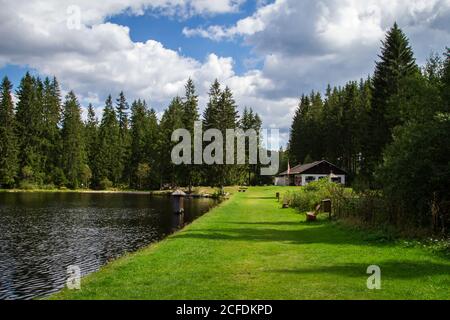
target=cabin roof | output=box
[278,160,347,176]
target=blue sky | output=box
[1,0,449,143]
[107,1,266,75]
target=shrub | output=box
[287,179,342,212]
[18,181,39,190]
[99,178,113,190]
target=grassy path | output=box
[53,187,449,300]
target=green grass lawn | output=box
[52,186,450,300]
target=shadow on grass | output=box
[174,223,393,247]
[270,260,450,280]
[244,197,278,200]
[226,220,330,227]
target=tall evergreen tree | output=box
[182,78,200,191]
[240,107,262,185]
[84,103,98,187]
[94,95,121,187]
[0,77,19,187]
[116,91,131,184]
[129,100,158,189]
[441,48,450,112]
[61,91,86,188]
[217,86,239,187]
[15,73,45,184]
[42,76,62,184]
[159,97,184,187]
[367,23,418,179]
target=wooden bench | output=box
[238,187,248,193]
[306,204,322,222]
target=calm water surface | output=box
[0,192,217,300]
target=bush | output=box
[99,178,113,190]
[287,179,343,212]
[18,181,39,190]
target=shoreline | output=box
[0,186,239,198]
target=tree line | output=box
[0,76,264,190]
[288,23,450,229]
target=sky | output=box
[1,0,449,145]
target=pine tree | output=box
[159,97,184,187]
[130,99,158,189]
[442,48,450,112]
[240,107,262,185]
[84,104,98,187]
[42,76,62,184]
[182,78,200,191]
[15,73,45,185]
[203,79,222,130]
[61,91,86,189]
[0,77,19,187]
[94,95,121,187]
[144,105,160,188]
[368,23,418,178]
[116,91,131,185]
[217,86,239,187]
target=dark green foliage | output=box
[289,81,371,180]
[42,77,62,184]
[181,78,200,191]
[379,115,450,230]
[287,24,449,233]
[0,77,19,187]
[202,81,240,187]
[84,104,98,185]
[93,95,122,186]
[61,91,86,189]
[116,91,132,185]
[240,107,262,185]
[129,99,158,189]
[441,48,450,112]
[15,73,46,184]
[366,23,418,179]
[159,97,185,187]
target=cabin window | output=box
[332,177,342,184]
[306,176,315,183]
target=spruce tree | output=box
[442,48,450,112]
[0,77,19,187]
[182,78,200,191]
[94,95,121,187]
[368,23,418,178]
[217,86,239,187]
[116,92,131,185]
[144,104,159,188]
[42,76,62,184]
[61,91,86,189]
[130,100,152,189]
[84,104,98,187]
[15,73,45,185]
[159,97,184,187]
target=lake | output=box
[0,192,218,300]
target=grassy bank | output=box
[52,186,450,300]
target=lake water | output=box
[0,192,218,300]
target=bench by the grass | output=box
[238,187,249,193]
[306,204,322,222]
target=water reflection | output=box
[0,192,217,300]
